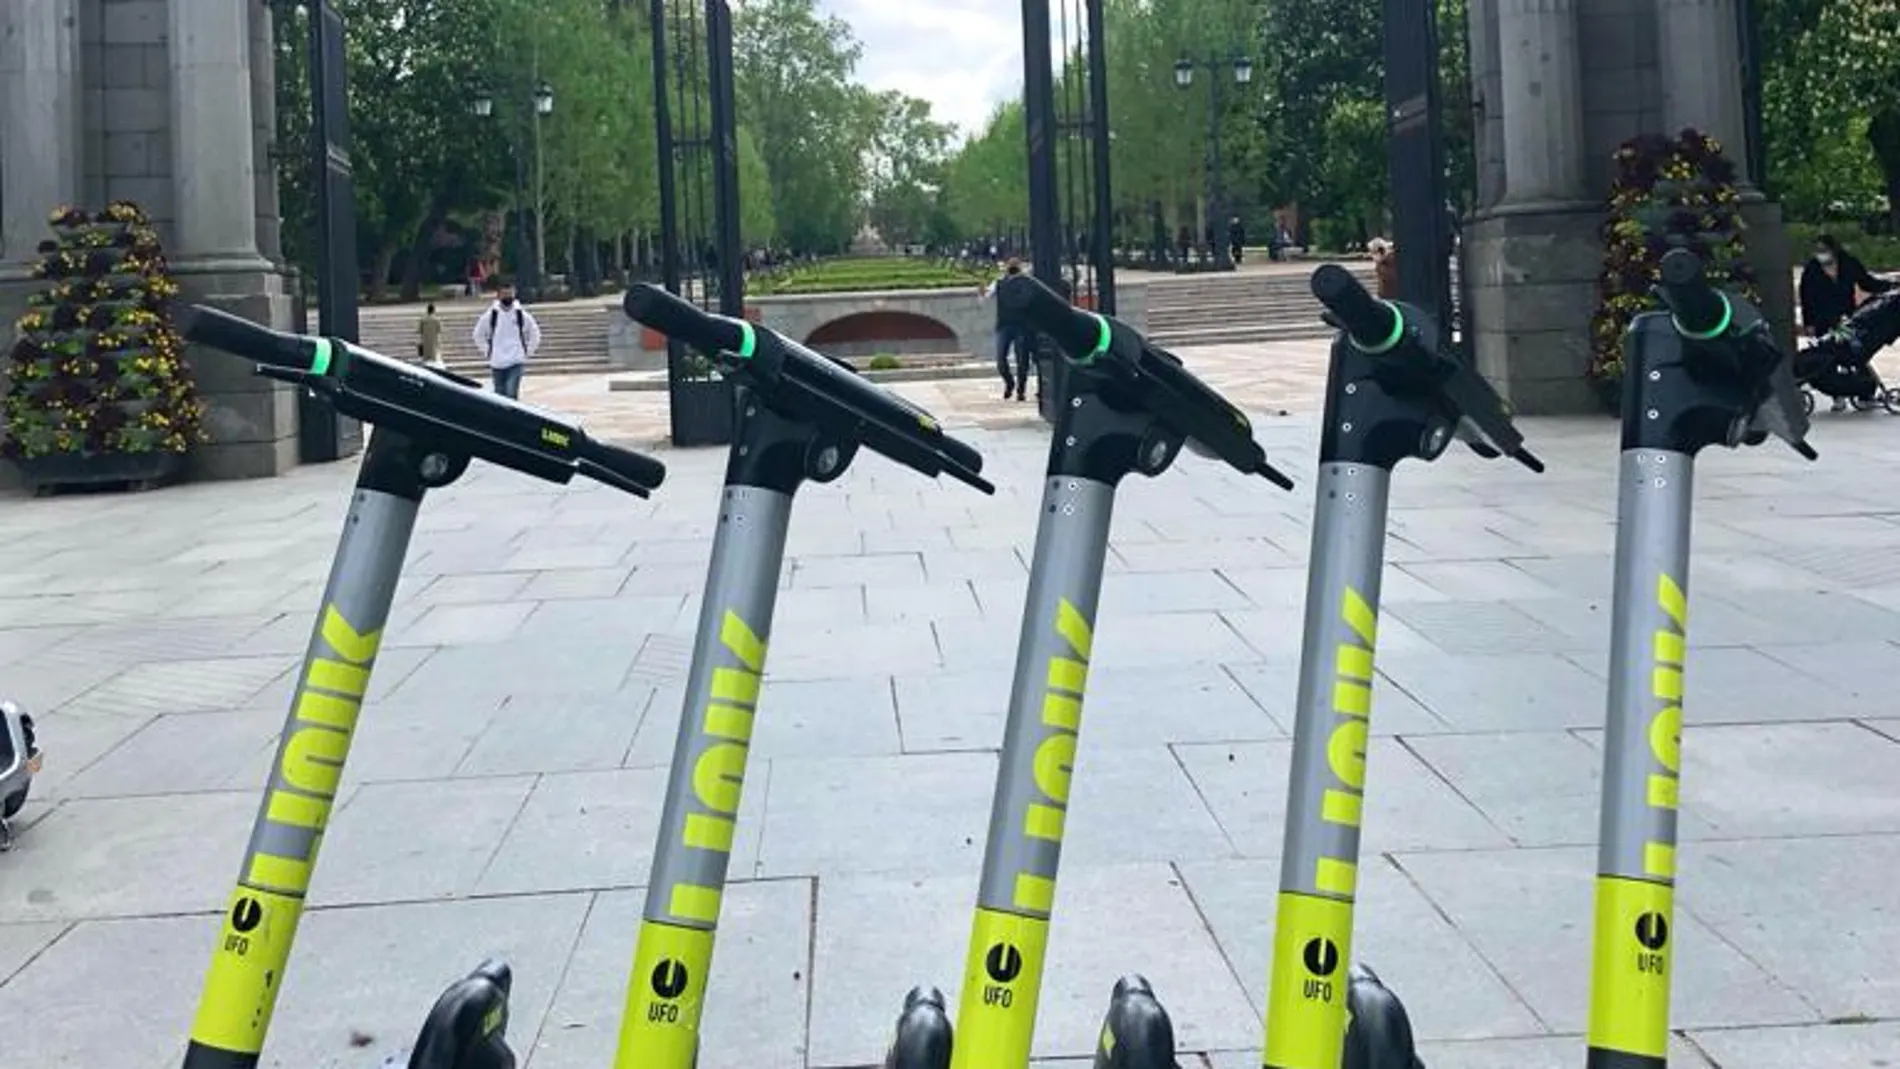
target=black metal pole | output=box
[1084,0,1116,314]
[1208,57,1229,270]
[648,0,682,299]
[705,0,744,318]
[1382,0,1454,336]
[1736,0,1767,194]
[1021,0,1061,286]
[513,146,535,298]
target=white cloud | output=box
[819,0,1026,140]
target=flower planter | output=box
[14,450,184,495]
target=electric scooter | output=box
[885,271,1295,1069]
[1583,249,1811,1069]
[1251,264,1541,1069]
[171,306,668,1069]
[611,284,993,1069]
[932,263,1543,1069]
[0,698,41,851]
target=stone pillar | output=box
[251,1,284,265]
[1496,0,1586,206]
[1463,0,1602,414]
[167,0,297,480]
[168,0,268,268]
[1656,0,1750,185]
[1655,0,1793,348]
[1467,0,1506,212]
[0,0,85,266]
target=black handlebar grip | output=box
[1311,265,1401,349]
[934,432,984,478]
[177,304,316,371]
[624,283,748,354]
[1656,248,1731,339]
[578,437,667,492]
[998,274,1102,357]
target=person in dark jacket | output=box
[982,259,1031,401]
[1800,233,1894,338]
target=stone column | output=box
[1657,0,1750,185]
[250,1,284,265]
[1496,0,1586,207]
[166,0,298,480]
[168,0,269,268]
[0,0,85,265]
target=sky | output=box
[819,0,1026,141]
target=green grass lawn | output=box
[747,257,995,296]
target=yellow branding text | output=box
[668,611,766,924]
[1314,587,1377,897]
[1645,575,1686,880]
[1011,598,1093,913]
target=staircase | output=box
[1142,262,1381,348]
[356,296,623,377]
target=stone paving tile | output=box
[1175,739,1509,858]
[1202,1034,1719,1067]
[55,706,284,799]
[1688,1020,1900,1067]
[529,882,812,1069]
[0,920,66,984]
[478,765,767,897]
[1678,833,1900,1021]
[1396,846,1819,1035]
[1376,651,1613,733]
[1178,856,1546,1041]
[1218,660,1445,735]
[809,863,1258,1066]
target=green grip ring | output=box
[1672,291,1733,341]
[734,320,757,360]
[309,338,334,376]
[1351,301,1406,356]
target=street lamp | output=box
[471,82,550,299]
[1174,52,1253,270]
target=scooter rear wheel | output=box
[2,787,26,820]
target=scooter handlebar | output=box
[178,305,667,497]
[996,273,1293,488]
[624,283,992,493]
[178,305,319,373]
[997,273,1105,357]
[1311,264,1402,350]
[1656,248,1732,339]
[622,284,749,356]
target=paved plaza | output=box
[4,341,1900,1068]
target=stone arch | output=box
[804,310,962,358]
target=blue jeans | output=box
[490,364,524,399]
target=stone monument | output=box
[1,0,299,482]
[1462,0,1792,413]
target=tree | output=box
[731,0,880,252]
[866,92,955,247]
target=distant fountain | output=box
[849,222,889,256]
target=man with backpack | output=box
[472,280,542,399]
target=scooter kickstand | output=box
[885,986,954,1069]
[1094,975,1180,1069]
[1344,963,1427,1069]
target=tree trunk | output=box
[365,244,397,303]
[399,203,449,302]
[1875,109,1900,234]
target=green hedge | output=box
[1784,222,1900,272]
[748,257,993,296]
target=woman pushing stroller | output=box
[1798,233,1896,410]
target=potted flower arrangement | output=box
[3,202,207,491]
[1586,129,1758,411]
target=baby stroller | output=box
[1796,289,1900,415]
[0,700,41,851]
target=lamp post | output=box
[1173,53,1252,270]
[472,80,553,300]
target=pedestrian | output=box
[1369,238,1398,299]
[1228,216,1246,265]
[982,259,1032,402]
[416,302,443,366]
[1800,234,1893,411]
[472,280,541,400]
[1800,233,1893,338]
